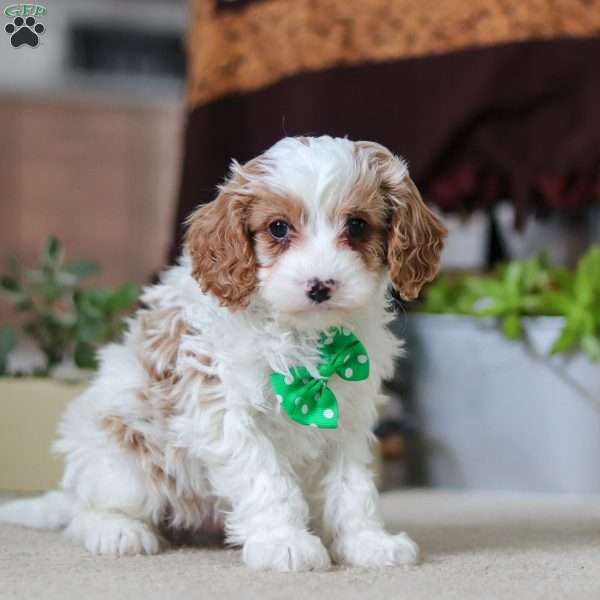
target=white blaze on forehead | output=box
[256,137,361,219]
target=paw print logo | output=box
[5,16,45,48]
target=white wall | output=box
[0,0,186,96]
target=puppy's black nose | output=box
[306,278,334,304]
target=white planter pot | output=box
[398,315,600,494]
[0,379,86,492]
[494,202,590,266]
[439,211,490,271]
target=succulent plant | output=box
[0,237,139,375]
[419,246,600,361]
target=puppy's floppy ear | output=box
[355,141,447,301]
[386,176,447,301]
[184,169,257,311]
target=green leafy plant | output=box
[462,256,551,340]
[0,237,139,375]
[540,248,600,360]
[0,325,16,375]
[419,274,477,316]
[419,246,600,360]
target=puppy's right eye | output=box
[268,220,290,240]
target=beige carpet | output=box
[1,490,600,600]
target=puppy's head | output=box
[185,137,446,326]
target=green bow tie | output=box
[270,327,370,429]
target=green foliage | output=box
[419,275,477,316]
[419,246,600,360]
[0,326,16,375]
[541,247,600,360]
[463,256,551,340]
[0,236,139,375]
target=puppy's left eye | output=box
[346,218,368,239]
[268,220,290,240]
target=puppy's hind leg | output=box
[65,510,160,557]
[61,445,163,557]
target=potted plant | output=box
[0,237,138,492]
[396,247,600,494]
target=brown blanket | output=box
[172,0,600,257]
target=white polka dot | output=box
[357,355,368,364]
[314,392,320,401]
[284,375,293,385]
[276,394,283,404]
[302,377,310,384]
[310,423,318,428]
[301,404,309,415]
[342,327,351,336]
[323,409,334,419]
[345,368,353,378]
[323,337,334,345]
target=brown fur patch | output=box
[185,156,279,311]
[136,293,221,423]
[139,306,187,383]
[101,299,226,535]
[186,196,257,311]
[351,141,447,299]
[247,190,305,265]
[101,413,220,533]
[185,191,257,311]
[334,176,389,272]
[387,177,448,301]
[100,415,158,460]
[182,349,220,384]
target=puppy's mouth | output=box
[284,299,353,318]
[307,301,337,310]
[293,295,343,312]
[277,306,352,331]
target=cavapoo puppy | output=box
[0,136,446,571]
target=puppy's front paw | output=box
[243,529,331,572]
[331,530,420,568]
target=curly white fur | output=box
[0,137,437,571]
